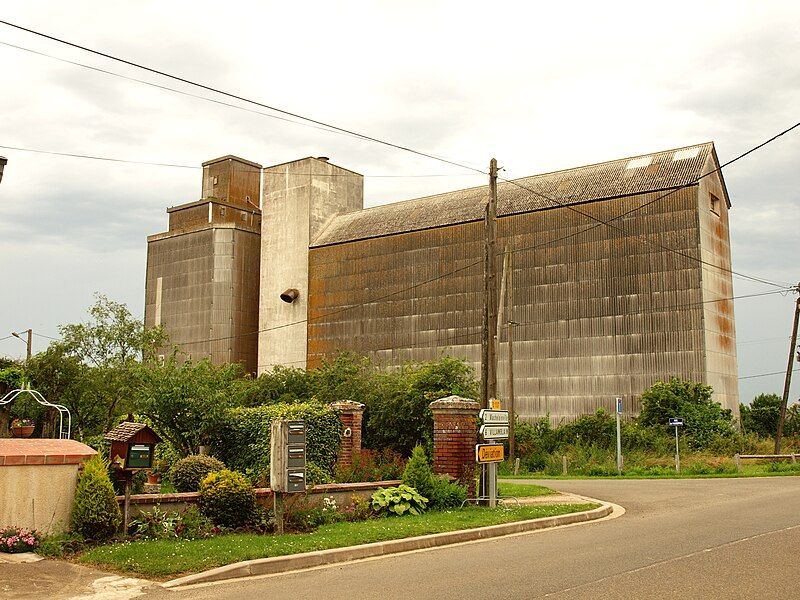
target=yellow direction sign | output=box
[476,444,505,463]
[490,398,502,410]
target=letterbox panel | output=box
[288,420,306,446]
[287,445,306,468]
[126,444,152,469]
[287,469,305,493]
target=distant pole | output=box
[506,247,516,464]
[615,397,623,474]
[481,158,499,409]
[775,285,800,454]
[674,425,681,474]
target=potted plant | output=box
[10,418,35,438]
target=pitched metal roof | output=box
[311,143,717,247]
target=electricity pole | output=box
[775,284,800,454]
[12,329,32,362]
[505,246,516,463]
[481,158,499,409]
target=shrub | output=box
[639,378,735,449]
[306,461,333,487]
[212,402,341,482]
[37,532,85,558]
[556,410,615,449]
[371,485,428,516]
[363,357,479,456]
[71,455,122,541]
[340,495,375,522]
[170,455,226,492]
[334,449,406,483]
[401,445,435,500]
[0,526,42,553]
[286,497,342,532]
[199,469,257,529]
[740,394,782,438]
[130,505,216,540]
[427,475,467,509]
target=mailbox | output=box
[287,469,306,492]
[270,419,306,493]
[104,422,161,472]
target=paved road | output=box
[148,477,800,599]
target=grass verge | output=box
[80,502,595,579]
[498,482,555,497]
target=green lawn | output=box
[498,482,555,497]
[500,464,800,480]
[80,502,595,579]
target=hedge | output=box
[211,402,341,481]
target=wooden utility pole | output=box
[12,329,32,361]
[481,158,499,409]
[505,247,516,463]
[775,284,800,454]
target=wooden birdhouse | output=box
[104,422,161,472]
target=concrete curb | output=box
[162,500,613,588]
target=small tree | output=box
[401,445,434,500]
[740,394,782,438]
[71,455,122,541]
[638,378,734,449]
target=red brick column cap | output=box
[330,400,365,413]
[429,395,480,413]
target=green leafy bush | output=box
[198,469,257,529]
[130,505,216,540]
[211,402,341,482]
[334,449,406,483]
[170,455,226,493]
[427,475,467,509]
[70,455,122,541]
[37,532,85,558]
[740,394,782,438]
[401,445,435,500]
[306,462,333,487]
[556,410,616,449]
[363,357,479,456]
[639,378,734,449]
[371,485,428,516]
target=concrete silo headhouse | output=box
[145,143,738,422]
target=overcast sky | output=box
[0,1,798,403]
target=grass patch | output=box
[80,503,595,579]
[498,482,555,497]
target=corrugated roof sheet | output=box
[311,143,715,247]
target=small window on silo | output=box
[213,176,219,185]
[220,206,227,217]
[710,193,720,216]
[241,211,247,222]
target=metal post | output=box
[616,411,622,475]
[562,455,568,476]
[674,426,681,474]
[488,462,497,508]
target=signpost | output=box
[615,397,623,474]
[476,410,509,507]
[669,417,684,473]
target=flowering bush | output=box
[0,526,41,553]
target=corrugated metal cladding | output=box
[144,223,260,374]
[307,181,738,424]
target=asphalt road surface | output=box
[147,477,800,600]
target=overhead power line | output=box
[0,144,480,178]
[739,368,800,381]
[2,20,796,290]
[0,20,485,174]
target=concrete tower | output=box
[257,157,363,373]
[145,155,262,372]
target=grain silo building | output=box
[147,143,739,422]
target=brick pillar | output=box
[331,401,364,469]
[430,395,479,496]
